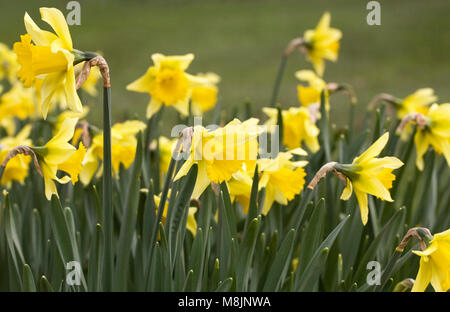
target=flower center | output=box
[151,68,189,105]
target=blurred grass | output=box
[1,0,450,133]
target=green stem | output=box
[0,166,5,185]
[102,86,113,291]
[270,54,288,108]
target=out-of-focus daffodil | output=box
[126,53,196,118]
[407,104,450,171]
[303,12,341,76]
[190,72,220,115]
[175,118,261,199]
[153,191,197,236]
[227,169,254,214]
[295,69,328,110]
[13,7,82,119]
[336,133,403,225]
[152,136,178,178]
[257,148,308,215]
[53,107,89,136]
[397,88,437,119]
[32,117,85,200]
[263,106,320,152]
[0,42,19,83]
[0,125,32,187]
[0,83,36,120]
[0,117,17,136]
[412,229,450,292]
[79,120,146,184]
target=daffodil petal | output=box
[40,7,73,51]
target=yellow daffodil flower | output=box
[295,69,329,110]
[397,88,437,120]
[337,133,403,225]
[79,120,146,184]
[0,42,19,83]
[411,104,450,170]
[0,83,36,120]
[0,116,17,136]
[0,125,33,187]
[227,169,254,214]
[152,136,178,178]
[53,107,89,136]
[174,118,261,199]
[263,106,320,152]
[32,117,85,200]
[257,148,308,215]
[190,72,220,115]
[153,191,197,236]
[412,229,450,292]
[13,7,82,119]
[126,53,196,118]
[303,12,342,76]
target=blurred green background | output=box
[1,0,450,133]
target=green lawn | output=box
[2,0,450,134]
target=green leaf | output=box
[114,132,144,291]
[168,164,198,263]
[298,198,326,274]
[216,277,233,292]
[295,215,350,291]
[39,276,54,292]
[236,216,261,291]
[49,196,86,290]
[23,264,36,292]
[3,192,24,289]
[243,164,259,235]
[102,86,114,291]
[87,224,104,291]
[263,229,296,291]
